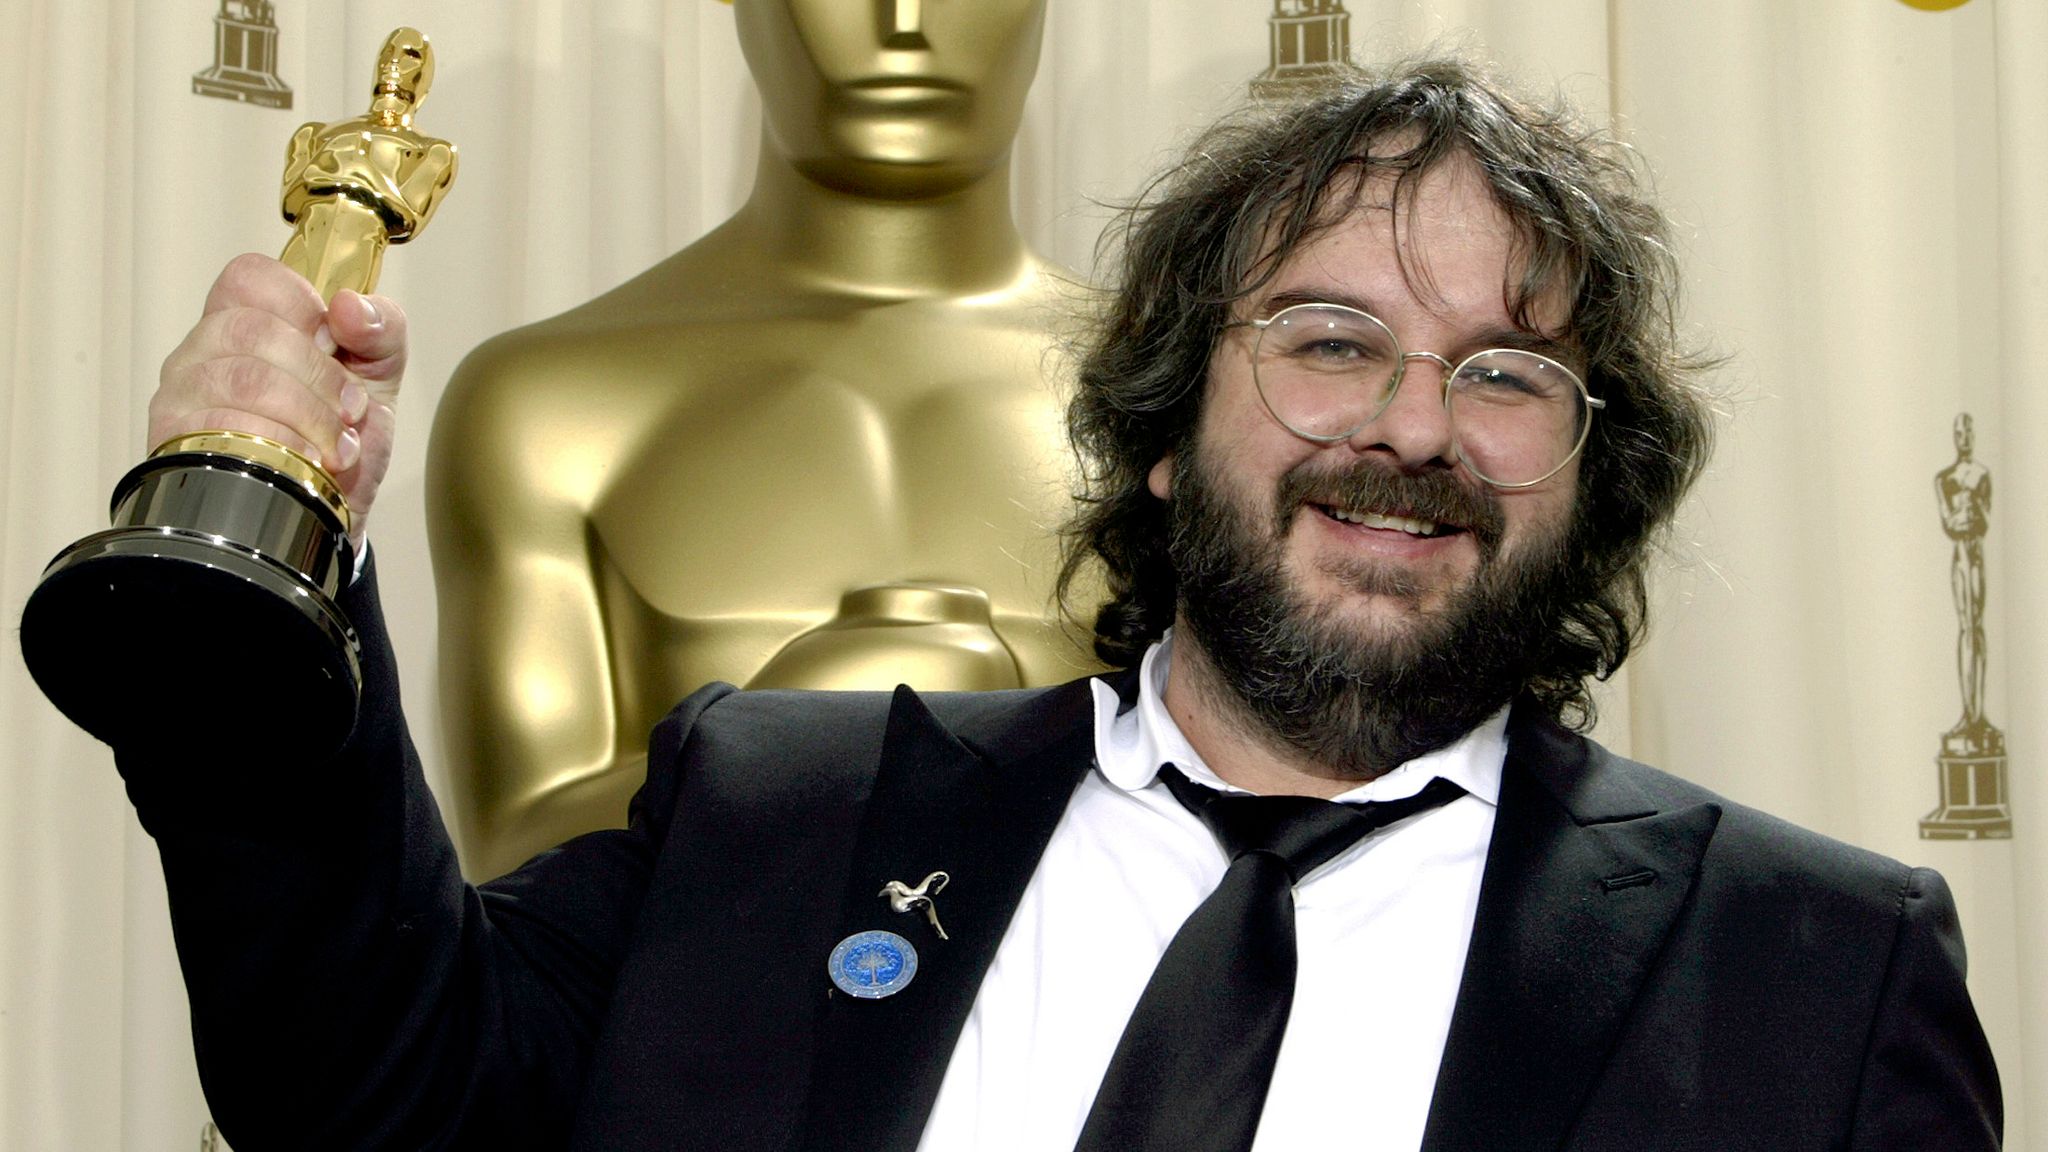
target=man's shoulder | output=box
[1532,714,1924,903]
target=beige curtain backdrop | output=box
[2,0,2037,1147]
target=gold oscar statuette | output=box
[20,27,457,753]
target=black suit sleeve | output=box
[1847,866,2003,1149]
[116,563,727,1151]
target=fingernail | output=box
[351,293,384,330]
[314,324,338,355]
[336,427,361,471]
[340,379,368,423]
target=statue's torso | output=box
[286,117,450,231]
[1938,462,1991,539]
[430,244,1103,874]
[599,309,1089,700]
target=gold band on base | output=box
[152,430,352,535]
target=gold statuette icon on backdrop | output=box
[192,0,293,109]
[1921,413,2012,839]
[1250,0,1354,100]
[20,28,456,753]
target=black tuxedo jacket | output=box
[126,573,2000,1151]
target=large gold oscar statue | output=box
[428,0,1095,877]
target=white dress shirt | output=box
[917,634,1506,1151]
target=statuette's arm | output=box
[398,143,460,231]
[280,122,319,214]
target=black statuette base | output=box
[20,450,361,754]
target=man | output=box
[126,59,1998,1150]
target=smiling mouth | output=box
[1314,503,1461,539]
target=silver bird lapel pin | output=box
[880,871,951,940]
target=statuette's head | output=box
[372,27,435,121]
[1954,412,1974,457]
[734,0,1046,197]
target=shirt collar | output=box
[1090,631,1506,806]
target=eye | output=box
[1451,353,1574,404]
[1286,335,1378,362]
[1456,364,1538,396]
[1267,318,1396,367]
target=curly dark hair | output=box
[1057,56,1716,729]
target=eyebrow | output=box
[1253,287,1578,363]
[1471,328,1578,362]
[1257,287,1384,317]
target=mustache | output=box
[1273,459,1506,551]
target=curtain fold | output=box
[1991,0,2048,1116]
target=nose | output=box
[1345,351,1458,470]
[882,0,929,49]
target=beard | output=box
[1166,441,1585,778]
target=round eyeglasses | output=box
[1240,302,1604,488]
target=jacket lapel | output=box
[1420,707,1722,1152]
[797,678,1098,1152]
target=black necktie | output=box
[1074,765,1466,1152]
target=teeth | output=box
[1329,507,1439,536]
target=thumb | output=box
[326,290,408,401]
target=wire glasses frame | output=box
[1237,302,1606,489]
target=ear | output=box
[1147,453,1174,500]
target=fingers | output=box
[153,255,412,531]
[331,397,398,546]
[158,307,366,468]
[155,257,378,474]
[202,252,327,330]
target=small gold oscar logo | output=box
[1251,0,1353,100]
[192,0,293,109]
[1921,413,2012,839]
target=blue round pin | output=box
[829,930,919,999]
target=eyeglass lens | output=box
[1253,304,1591,487]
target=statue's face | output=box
[735,0,1046,195]
[1955,413,1973,456]
[377,28,434,106]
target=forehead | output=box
[1251,157,1567,336]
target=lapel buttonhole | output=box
[1600,869,1659,892]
